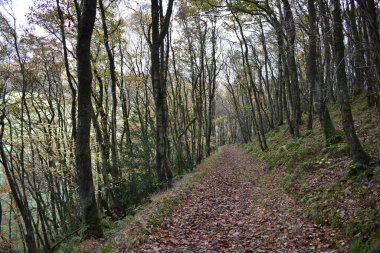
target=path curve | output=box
[138,145,345,252]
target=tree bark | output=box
[99,0,120,179]
[56,0,77,141]
[282,0,301,137]
[356,0,380,109]
[0,118,37,253]
[332,0,370,165]
[347,0,364,95]
[76,0,103,238]
[319,0,335,102]
[307,0,336,142]
[150,0,174,190]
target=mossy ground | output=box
[242,96,380,253]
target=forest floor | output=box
[73,98,379,253]
[76,145,348,253]
[136,145,347,252]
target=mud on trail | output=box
[137,145,347,252]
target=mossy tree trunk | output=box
[332,0,370,165]
[282,0,301,138]
[150,0,175,190]
[76,0,103,238]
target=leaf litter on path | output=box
[136,145,347,252]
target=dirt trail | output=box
[137,145,346,252]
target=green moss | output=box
[349,234,380,253]
[329,210,343,228]
[55,236,82,253]
[302,158,317,168]
[304,201,324,224]
[285,137,301,149]
[362,116,374,125]
[265,153,283,170]
[140,197,180,235]
[329,142,350,157]
[82,201,104,239]
[326,132,343,146]
[373,165,380,184]
[101,240,113,253]
[350,237,364,253]
[359,103,369,112]
[350,185,367,199]
[242,97,380,253]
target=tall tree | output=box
[56,0,77,141]
[356,0,380,109]
[99,0,120,178]
[332,0,370,166]
[76,0,103,238]
[307,0,336,142]
[98,0,125,217]
[150,0,175,190]
[282,0,301,138]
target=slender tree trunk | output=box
[332,0,370,165]
[234,16,267,150]
[282,0,301,137]
[0,121,37,252]
[0,18,38,252]
[150,0,174,190]
[206,21,217,156]
[56,0,77,141]
[259,20,275,128]
[76,0,103,238]
[347,0,364,95]
[98,0,125,217]
[319,0,335,102]
[356,0,380,110]
[308,0,336,142]
[99,0,119,177]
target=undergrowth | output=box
[242,97,380,253]
[58,152,219,253]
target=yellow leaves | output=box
[125,75,146,89]
[6,101,21,115]
[197,0,220,10]
[228,0,260,13]
[125,75,144,82]
[179,0,220,16]
[183,5,198,16]
[0,184,11,194]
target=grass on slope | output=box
[57,152,219,253]
[242,96,380,253]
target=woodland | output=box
[0,0,379,252]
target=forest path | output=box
[137,145,344,252]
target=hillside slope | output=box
[242,97,380,252]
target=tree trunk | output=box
[347,0,364,95]
[150,0,174,190]
[308,0,336,142]
[332,0,370,165]
[282,0,301,137]
[356,0,380,110]
[98,0,125,217]
[56,0,77,141]
[319,0,335,102]
[76,0,103,238]
[0,126,37,252]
